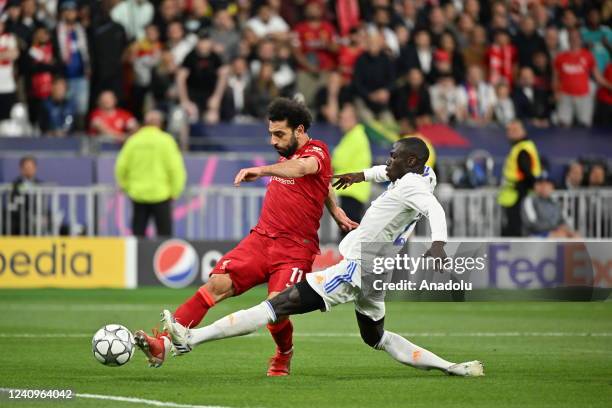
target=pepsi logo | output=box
[153,240,199,288]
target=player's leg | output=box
[165,260,355,352]
[172,232,269,329]
[264,244,314,376]
[186,280,324,346]
[135,233,267,366]
[354,297,484,376]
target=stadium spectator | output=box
[493,81,515,126]
[487,29,517,88]
[235,0,253,30]
[515,15,547,68]
[130,23,162,121]
[429,73,465,125]
[437,31,465,84]
[210,9,240,64]
[531,50,553,93]
[460,65,496,126]
[462,25,488,72]
[246,3,289,40]
[594,62,612,126]
[8,155,44,236]
[581,7,612,72]
[110,0,154,41]
[498,119,542,237]
[115,110,186,237]
[398,0,418,31]
[226,57,251,120]
[553,29,612,127]
[563,161,584,190]
[559,9,578,51]
[352,30,396,126]
[166,21,197,66]
[11,0,41,47]
[89,7,128,107]
[89,90,138,142]
[392,67,433,128]
[332,103,371,234]
[54,0,90,130]
[0,19,19,123]
[521,172,579,238]
[426,6,447,47]
[151,49,179,114]
[512,67,550,127]
[244,62,279,119]
[544,26,562,61]
[368,6,399,56]
[25,26,59,127]
[39,77,75,136]
[272,42,297,95]
[455,13,475,49]
[292,1,338,108]
[397,29,433,81]
[183,0,212,36]
[588,163,608,187]
[177,31,229,124]
[532,2,550,37]
[153,0,182,42]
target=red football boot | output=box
[133,329,171,368]
[267,348,293,376]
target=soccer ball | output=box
[92,324,135,366]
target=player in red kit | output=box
[134,98,358,375]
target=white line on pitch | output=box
[0,388,231,408]
[1,332,611,339]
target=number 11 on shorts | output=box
[289,267,304,284]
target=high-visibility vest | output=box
[498,139,541,207]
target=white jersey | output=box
[338,165,447,260]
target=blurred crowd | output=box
[0,0,610,143]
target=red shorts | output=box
[210,230,316,295]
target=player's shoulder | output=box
[397,167,437,191]
[307,139,330,152]
[302,139,330,159]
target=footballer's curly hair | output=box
[267,98,312,132]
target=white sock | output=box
[189,301,276,347]
[377,331,454,372]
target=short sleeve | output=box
[301,144,329,174]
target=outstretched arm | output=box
[234,157,319,186]
[333,165,389,190]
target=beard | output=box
[275,132,299,158]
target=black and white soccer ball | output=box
[92,324,135,366]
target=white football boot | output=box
[161,309,192,356]
[445,360,485,377]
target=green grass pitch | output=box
[0,287,610,408]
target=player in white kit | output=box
[161,138,484,377]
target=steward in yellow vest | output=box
[498,120,541,236]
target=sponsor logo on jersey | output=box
[271,176,295,185]
[153,239,199,288]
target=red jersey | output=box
[487,44,517,87]
[254,139,332,255]
[89,108,136,136]
[596,63,612,104]
[555,49,595,96]
[337,44,362,82]
[293,21,337,71]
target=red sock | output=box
[267,319,293,353]
[174,286,216,328]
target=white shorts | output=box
[305,259,386,321]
